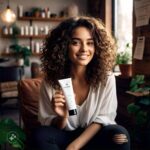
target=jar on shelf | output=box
[3,26,9,35]
[31,41,35,53]
[35,42,40,53]
[47,8,51,18]
[34,26,38,35]
[9,27,13,35]
[67,3,79,17]
[45,8,51,18]
[40,27,44,35]
[41,9,46,18]
[44,26,49,35]
[5,46,10,54]
[20,26,24,35]
[25,26,29,35]
[18,5,23,17]
[29,26,33,35]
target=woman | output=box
[32,16,130,150]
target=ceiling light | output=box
[0,0,16,25]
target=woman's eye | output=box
[87,41,94,46]
[71,40,80,45]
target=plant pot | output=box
[119,64,132,77]
[17,58,24,66]
[35,11,40,18]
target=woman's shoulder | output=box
[93,72,115,90]
[106,71,116,79]
[105,72,116,87]
[40,79,55,98]
[40,79,54,91]
[97,72,115,88]
[106,71,114,76]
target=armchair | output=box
[18,76,138,149]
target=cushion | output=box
[0,81,18,92]
[18,78,42,136]
[1,91,18,98]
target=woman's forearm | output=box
[67,122,102,150]
[51,116,68,129]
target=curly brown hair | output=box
[41,16,116,89]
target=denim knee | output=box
[112,125,130,139]
[106,125,130,150]
[104,125,130,150]
[105,125,130,140]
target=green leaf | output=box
[127,103,140,114]
[130,85,138,92]
[116,51,131,64]
[129,75,145,91]
[142,87,150,91]
[0,118,26,149]
[9,44,32,66]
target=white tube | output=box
[58,78,77,116]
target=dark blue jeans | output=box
[31,124,130,150]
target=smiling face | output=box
[68,26,95,67]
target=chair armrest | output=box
[18,78,42,136]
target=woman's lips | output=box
[77,54,89,59]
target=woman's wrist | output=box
[51,116,68,129]
[57,116,68,120]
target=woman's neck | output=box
[70,66,86,81]
[70,66,89,106]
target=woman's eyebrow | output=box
[71,38,80,40]
[71,37,94,41]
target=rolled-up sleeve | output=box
[38,81,57,125]
[94,74,117,126]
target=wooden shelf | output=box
[1,52,41,57]
[0,16,65,59]
[18,16,66,22]
[1,34,46,39]
[32,52,42,57]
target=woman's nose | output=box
[80,43,88,51]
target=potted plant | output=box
[116,43,132,77]
[0,118,26,149]
[10,44,32,66]
[31,7,42,17]
[127,75,150,148]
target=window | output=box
[114,0,133,53]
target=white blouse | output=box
[38,73,117,131]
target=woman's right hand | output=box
[51,90,68,118]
